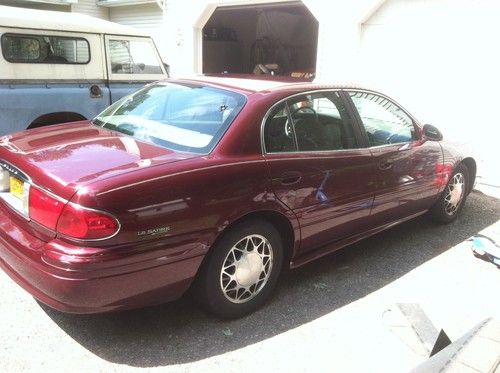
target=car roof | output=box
[173,75,368,95]
[0,5,149,36]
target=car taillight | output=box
[29,186,119,240]
[435,163,453,187]
[29,187,65,230]
[56,203,120,240]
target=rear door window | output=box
[264,104,296,153]
[264,91,358,153]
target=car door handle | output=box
[379,160,393,170]
[279,172,302,185]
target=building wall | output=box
[360,0,500,183]
[0,0,70,12]
[1,0,107,18]
[167,0,497,182]
[71,0,109,19]
[109,4,165,59]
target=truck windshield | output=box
[93,82,246,153]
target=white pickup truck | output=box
[0,5,168,134]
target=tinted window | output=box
[289,92,356,151]
[349,92,415,146]
[93,82,246,153]
[109,39,162,75]
[1,33,90,64]
[264,92,357,153]
[264,104,296,153]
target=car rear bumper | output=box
[0,206,205,314]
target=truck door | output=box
[104,35,167,103]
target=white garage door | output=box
[360,0,500,184]
[109,4,166,60]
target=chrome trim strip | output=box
[346,89,422,148]
[0,159,31,183]
[0,160,32,219]
[346,88,422,127]
[262,148,367,156]
[366,142,415,150]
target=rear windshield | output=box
[93,82,246,153]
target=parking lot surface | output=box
[1,190,499,372]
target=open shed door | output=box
[202,1,318,78]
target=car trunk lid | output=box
[0,121,201,201]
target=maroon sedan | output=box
[0,77,475,318]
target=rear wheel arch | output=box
[237,210,296,267]
[28,112,87,129]
[204,210,297,273]
[192,212,294,318]
[227,211,294,265]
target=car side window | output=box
[288,92,357,152]
[264,92,357,153]
[264,103,296,153]
[349,92,415,146]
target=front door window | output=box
[349,92,415,146]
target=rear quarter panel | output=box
[440,140,477,192]
[68,155,299,262]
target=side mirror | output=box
[422,124,443,141]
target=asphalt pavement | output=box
[1,190,499,372]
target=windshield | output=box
[93,82,246,153]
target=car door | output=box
[263,90,376,255]
[104,35,166,103]
[345,90,443,227]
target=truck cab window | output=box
[109,39,162,75]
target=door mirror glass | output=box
[423,124,443,141]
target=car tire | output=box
[194,220,284,319]
[430,163,469,223]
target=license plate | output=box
[10,176,24,199]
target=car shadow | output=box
[40,191,500,367]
